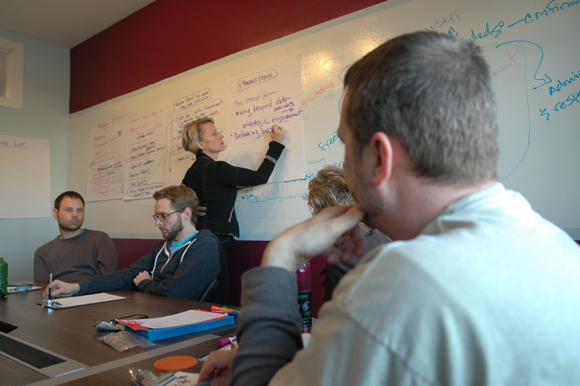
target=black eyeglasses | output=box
[152,210,182,221]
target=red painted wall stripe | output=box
[70,0,387,113]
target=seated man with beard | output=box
[34,191,118,282]
[45,185,220,300]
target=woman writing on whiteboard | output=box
[181,117,286,303]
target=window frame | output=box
[0,37,24,109]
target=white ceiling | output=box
[0,0,156,49]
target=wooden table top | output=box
[0,287,238,386]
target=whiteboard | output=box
[0,135,50,218]
[69,0,580,240]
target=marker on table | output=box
[48,270,53,300]
[211,309,238,318]
[217,336,236,348]
[211,305,238,314]
[221,306,241,313]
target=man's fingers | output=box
[198,360,218,382]
[338,236,355,262]
[44,280,63,297]
[198,347,237,383]
[321,205,367,264]
[262,204,367,271]
[322,205,366,236]
[351,225,367,258]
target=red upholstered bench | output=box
[111,238,161,269]
[111,238,326,316]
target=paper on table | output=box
[49,293,125,309]
[7,285,43,293]
[120,310,225,330]
[165,372,200,385]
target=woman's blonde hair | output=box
[306,165,353,215]
[182,117,214,154]
[305,165,371,235]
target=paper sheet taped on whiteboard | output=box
[42,293,125,309]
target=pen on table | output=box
[199,343,232,362]
[48,270,52,300]
[217,336,236,348]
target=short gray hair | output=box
[344,31,499,186]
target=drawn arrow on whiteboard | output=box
[494,40,552,90]
[303,94,334,119]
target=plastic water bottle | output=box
[0,257,7,296]
[297,262,312,333]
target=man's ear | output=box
[369,131,393,186]
[53,208,59,221]
[182,206,193,221]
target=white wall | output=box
[0,29,70,282]
[69,0,580,240]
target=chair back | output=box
[200,278,218,302]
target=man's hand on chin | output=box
[262,204,367,272]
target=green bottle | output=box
[0,257,7,295]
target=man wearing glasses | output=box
[45,185,220,300]
[34,191,118,282]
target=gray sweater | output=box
[34,229,118,282]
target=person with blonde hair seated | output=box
[306,164,390,301]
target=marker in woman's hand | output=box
[269,125,286,144]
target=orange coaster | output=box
[153,355,198,371]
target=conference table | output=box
[0,286,238,386]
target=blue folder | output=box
[124,315,234,342]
